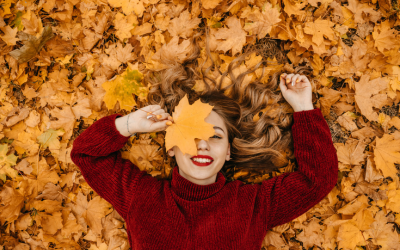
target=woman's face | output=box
[167,110,231,185]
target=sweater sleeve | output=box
[262,108,338,230]
[70,113,146,219]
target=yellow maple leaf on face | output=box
[102,62,148,111]
[165,94,215,157]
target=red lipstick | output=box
[190,155,214,167]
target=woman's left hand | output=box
[279,73,314,112]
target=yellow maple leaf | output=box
[108,0,145,16]
[213,16,247,56]
[354,74,388,122]
[243,3,281,40]
[201,0,223,9]
[0,185,25,225]
[372,19,399,53]
[113,12,137,41]
[151,36,194,68]
[102,63,148,111]
[168,10,202,39]
[165,94,215,157]
[9,25,55,64]
[337,221,366,249]
[37,128,65,157]
[373,133,400,187]
[123,144,163,171]
[386,189,400,213]
[75,192,113,236]
[0,0,13,16]
[0,26,19,46]
[303,18,335,46]
[0,143,18,182]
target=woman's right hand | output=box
[128,105,174,134]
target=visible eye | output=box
[211,135,222,139]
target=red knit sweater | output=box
[70,108,338,250]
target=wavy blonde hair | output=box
[141,27,300,181]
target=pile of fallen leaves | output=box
[1,0,400,249]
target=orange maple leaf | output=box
[165,94,215,157]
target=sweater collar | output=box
[171,165,226,201]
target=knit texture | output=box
[70,108,338,250]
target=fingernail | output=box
[292,82,294,86]
[157,115,162,119]
[166,121,172,126]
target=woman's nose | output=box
[195,139,209,150]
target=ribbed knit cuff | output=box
[292,108,323,125]
[72,113,131,157]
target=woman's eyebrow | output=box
[213,126,225,134]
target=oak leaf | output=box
[165,94,215,157]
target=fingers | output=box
[291,74,301,86]
[148,110,173,121]
[280,73,308,87]
[279,73,288,91]
[151,119,171,132]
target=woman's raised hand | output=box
[279,73,314,112]
[128,105,174,134]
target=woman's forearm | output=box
[115,115,134,137]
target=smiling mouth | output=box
[191,158,213,167]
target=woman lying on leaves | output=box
[70,28,338,250]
